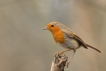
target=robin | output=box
[43,22,101,66]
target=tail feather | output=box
[86,44,101,53]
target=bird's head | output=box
[43,22,66,43]
[43,22,61,33]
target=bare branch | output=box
[50,53,68,71]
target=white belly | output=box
[58,34,79,49]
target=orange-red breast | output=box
[43,22,101,65]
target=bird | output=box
[43,22,101,66]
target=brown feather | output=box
[73,34,88,49]
[86,44,101,53]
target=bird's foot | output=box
[56,51,66,56]
[66,61,70,68]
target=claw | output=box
[56,51,66,56]
[66,61,70,68]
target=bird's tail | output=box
[86,44,101,53]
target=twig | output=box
[50,53,68,71]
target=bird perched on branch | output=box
[43,22,101,66]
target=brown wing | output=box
[73,34,88,49]
[63,31,88,49]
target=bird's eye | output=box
[51,25,54,27]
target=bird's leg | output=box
[60,49,71,54]
[66,49,76,67]
[56,49,71,56]
[57,49,71,54]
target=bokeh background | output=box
[0,0,105,71]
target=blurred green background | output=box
[0,0,105,71]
